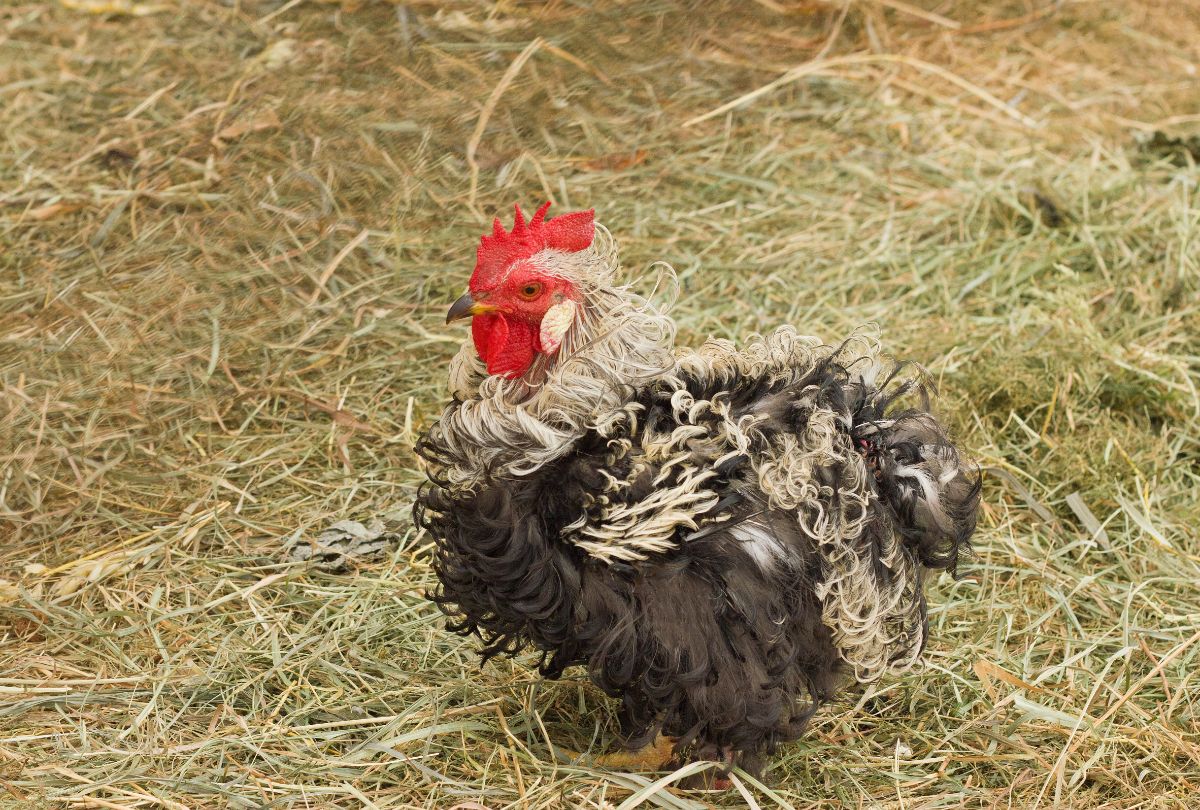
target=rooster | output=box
[414,203,979,774]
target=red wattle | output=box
[472,314,536,379]
[471,313,505,363]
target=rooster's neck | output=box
[435,282,676,491]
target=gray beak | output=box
[446,292,479,324]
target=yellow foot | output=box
[564,734,676,770]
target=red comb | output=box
[472,202,595,290]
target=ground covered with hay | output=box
[1,1,1198,807]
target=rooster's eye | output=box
[518,283,543,300]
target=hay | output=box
[1,0,1198,807]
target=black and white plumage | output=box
[413,206,979,772]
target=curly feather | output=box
[415,216,979,770]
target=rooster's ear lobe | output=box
[545,209,594,253]
[538,300,577,354]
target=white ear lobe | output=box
[539,299,577,354]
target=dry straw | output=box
[1,1,1198,808]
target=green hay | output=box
[1,1,1198,807]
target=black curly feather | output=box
[413,353,978,770]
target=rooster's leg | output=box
[673,744,736,790]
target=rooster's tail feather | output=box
[850,365,980,575]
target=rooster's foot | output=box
[591,733,677,770]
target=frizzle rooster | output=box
[414,203,979,775]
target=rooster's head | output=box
[446,202,595,379]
